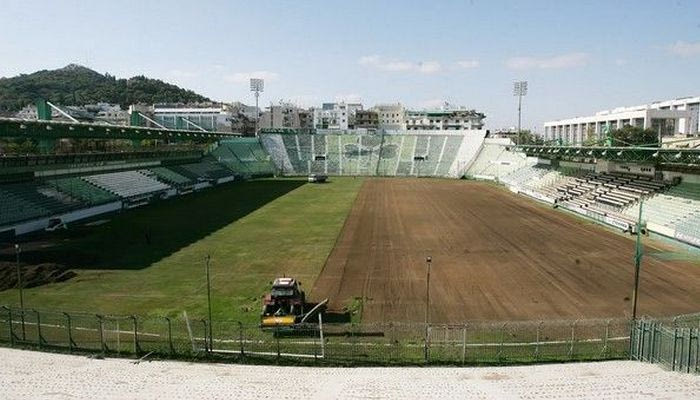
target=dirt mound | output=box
[0,262,76,291]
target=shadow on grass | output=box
[1,180,305,270]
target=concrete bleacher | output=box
[49,177,119,205]
[149,167,193,186]
[0,182,82,226]
[212,139,276,177]
[83,171,171,199]
[622,182,700,239]
[260,132,485,178]
[466,139,533,180]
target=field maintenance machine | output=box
[260,277,327,329]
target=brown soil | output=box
[0,262,76,292]
[310,178,700,323]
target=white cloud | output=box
[224,70,280,84]
[455,60,480,69]
[614,58,627,66]
[506,52,590,70]
[667,40,700,57]
[358,55,442,74]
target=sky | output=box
[1,0,700,131]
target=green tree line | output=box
[0,64,211,112]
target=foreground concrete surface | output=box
[1,348,698,399]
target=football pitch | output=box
[0,178,364,324]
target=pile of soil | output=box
[0,262,76,291]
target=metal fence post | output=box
[319,313,325,359]
[97,315,106,354]
[672,327,678,371]
[568,320,576,360]
[423,323,429,364]
[535,321,542,361]
[201,320,209,354]
[165,317,174,355]
[602,320,610,358]
[461,323,467,365]
[498,323,506,363]
[131,316,141,355]
[4,306,14,347]
[34,310,44,348]
[238,322,244,356]
[275,324,281,361]
[64,312,75,352]
[687,328,693,374]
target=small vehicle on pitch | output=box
[260,277,327,329]
[307,174,328,183]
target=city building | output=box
[404,107,485,131]
[260,103,313,130]
[151,103,231,131]
[354,110,379,129]
[313,102,362,130]
[543,96,700,145]
[15,102,128,125]
[373,103,405,130]
[227,101,258,135]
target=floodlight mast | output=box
[250,78,264,136]
[513,81,528,145]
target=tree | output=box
[609,126,658,147]
[517,129,544,145]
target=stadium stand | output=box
[149,167,193,186]
[83,171,171,198]
[260,132,485,178]
[48,177,119,205]
[465,138,533,180]
[211,139,276,177]
[0,182,82,226]
[622,182,700,239]
[166,160,234,182]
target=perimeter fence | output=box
[630,313,700,374]
[0,306,637,366]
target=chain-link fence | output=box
[630,314,700,374]
[1,306,634,366]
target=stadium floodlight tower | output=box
[513,80,528,145]
[250,78,264,136]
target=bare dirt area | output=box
[0,262,75,291]
[311,178,700,323]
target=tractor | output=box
[260,277,327,329]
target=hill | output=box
[0,64,211,112]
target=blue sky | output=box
[1,0,700,130]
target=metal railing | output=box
[0,306,637,366]
[630,314,700,374]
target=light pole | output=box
[513,81,528,145]
[250,78,264,136]
[425,256,432,326]
[631,199,645,321]
[15,244,25,340]
[205,255,213,352]
[424,256,432,362]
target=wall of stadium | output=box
[259,132,486,178]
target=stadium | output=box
[1,112,699,373]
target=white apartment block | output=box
[404,108,485,131]
[543,96,700,145]
[313,102,362,130]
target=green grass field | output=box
[0,178,364,323]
